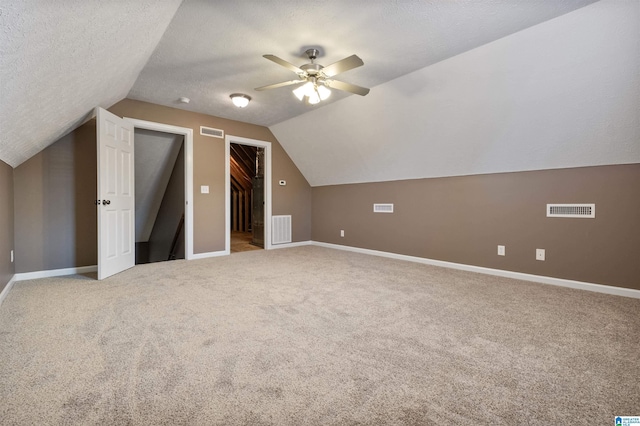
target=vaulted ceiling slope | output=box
[127,0,597,128]
[1,0,597,168]
[0,0,183,167]
[271,0,640,186]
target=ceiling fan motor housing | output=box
[305,48,320,61]
[300,63,323,76]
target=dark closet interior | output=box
[230,143,264,252]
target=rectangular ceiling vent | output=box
[547,204,595,218]
[200,126,224,139]
[373,203,394,213]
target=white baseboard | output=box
[191,242,313,257]
[13,265,98,282]
[311,241,640,299]
[190,250,229,260]
[5,245,637,300]
[269,241,313,250]
[0,275,17,306]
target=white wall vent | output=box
[200,126,224,138]
[547,204,595,218]
[272,215,292,245]
[373,203,394,213]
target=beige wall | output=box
[11,97,636,291]
[13,100,311,273]
[312,164,640,290]
[109,99,311,253]
[0,160,14,290]
[13,121,98,273]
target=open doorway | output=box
[225,135,272,254]
[123,117,194,262]
[229,143,265,253]
[134,129,185,264]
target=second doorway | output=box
[230,143,265,253]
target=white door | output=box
[96,107,135,280]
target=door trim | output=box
[225,135,272,252]
[123,118,194,260]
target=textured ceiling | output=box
[129,0,598,127]
[0,0,183,167]
[271,0,640,186]
[0,0,598,167]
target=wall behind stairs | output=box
[148,144,185,263]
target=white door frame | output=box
[124,118,194,260]
[225,135,272,252]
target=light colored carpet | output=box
[0,246,638,425]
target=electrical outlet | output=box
[497,245,505,256]
[536,249,545,261]
[340,230,344,237]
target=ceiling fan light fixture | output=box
[230,93,251,108]
[293,81,329,104]
[302,81,316,97]
[308,90,321,105]
[257,50,369,103]
[292,84,307,101]
[317,85,331,101]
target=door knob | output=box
[103,200,111,205]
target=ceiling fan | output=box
[255,48,370,105]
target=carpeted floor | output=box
[0,246,638,425]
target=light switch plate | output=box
[536,248,545,261]
[497,245,505,256]
[200,185,209,194]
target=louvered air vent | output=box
[272,215,292,245]
[373,203,394,213]
[200,126,224,138]
[547,204,595,218]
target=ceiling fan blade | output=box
[263,55,304,74]
[254,79,305,91]
[321,55,364,77]
[325,79,370,96]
